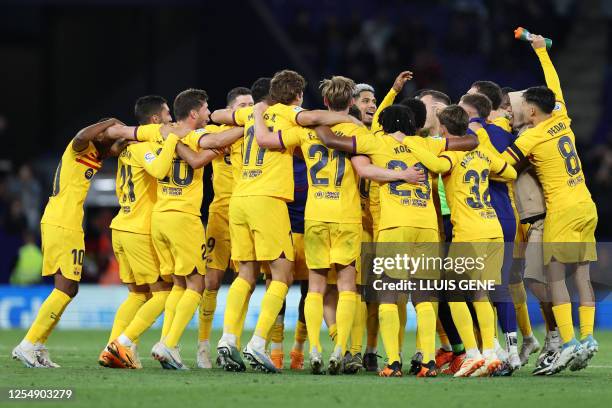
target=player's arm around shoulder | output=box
[72,118,124,152]
[487,147,517,182]
[351,154,425,184]
[402,135,452,174]
[136,135,181,179]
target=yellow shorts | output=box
[543,201,598,265]
[377,226,440,280]
[229,196,294,262]
[293,233,308,281]
[447,238,503,284]
[112,229,162,285]
[40,223,84,282]
[151,211,206,277]
[207,210,231,271]
[304,220,361,270]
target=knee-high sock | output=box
[397,297,407,353]
[25,289,72,344]
[165,289,202,348]
[552,303,575,343]
[223,277,251,337]
[108,292,148,343]
[336,291,356,353]
[350,296,366,354]
[448,302,477,350]
[415,302,436,363]
[578,305,595,340]
[305,292,324,352]
[493,283,517,334]
[198,289,218,342]
[268,316,285,350]
[473,301,495,351]
[293,320,308,351]
[378,304,400,364]
[38,299,70,344]
[123,290,170,343]
[161,286,185,339]
[254,281,288,339]
[235,290,252,348]
[510,282,533,337]
[366,302,379,350]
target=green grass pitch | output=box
[1,329,611,408]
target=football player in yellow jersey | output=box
[98,95,177,369]
[211,70,356,373]
[403,105,517,377]
[250,76,424,375]
[193,87,254,369]
[502,35,598,375]
[105,89,244,370]
[12,118,128,368]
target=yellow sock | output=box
[38,299,69,344]
[366,302,379,349]
[165,289,202,348]
[305,292,323,352]
[108,292,147,343]
[25,289,72,344]
[448,302,477,350]
[161,286,185,339]
[294,320,308,346]
[235,291,252,348]
[336,291,356,353]
[269,320,285,345]
[552,303,575,343]
[436,318,450,348]
[198,289,218,342]
[349,296,365,354]
[578,305,595,340]
[473,301,495,351]
[510,283,533,337]
[329,323,338,344]
[379,303,400,364]
[397,297,407,352]
[223,277,252,336]
[415,302,436,362]
[254,281,288,339]
[124,290,170,342]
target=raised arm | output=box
[252,103,284,149]
[351,155,425,184]
[73,118,122,152]
[199,127,244,149]
[176,142,220,169]
[141,135,180,179]
[371,70,413,133]
[532,35,564,104]
[403,138,452,174]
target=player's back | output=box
[442,148,503,241]
[41,141,101,232]
[206,124,235,211]
[109,141,160,234]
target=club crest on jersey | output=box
[554,102,561,111]
[293,106,304,112]
[144,152,156,163]
[84,168,94,180]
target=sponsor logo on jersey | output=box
[144,152,156,163]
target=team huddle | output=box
[12,35,598,378]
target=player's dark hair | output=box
[417,89,451,105]
[270,70,306,105]
[460,93,492,119]
[399,97,427,130]
[348,105,362,121]
[251,77,272,104]
[500,86,515,110]
[438,105,469,136]
[378,104,416,135]
[173,88,208,121]
[134,95,167,125]
[226,87,251,107]
[501,86,515,95]
[522,86,556,114]
[471,80,503,110]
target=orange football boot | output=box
[378,361,402,377]
[435,348,454,369]
[270,349,284,371]
[106,339,137,369]
[290,349,304,370]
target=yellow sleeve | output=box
[487,148,517,181]
[371,88,397,133]
[535,47,565,108]
[424,136,447,155]
[232,107,249,126]
[354,127,379,155]
[279,126,304,149]
[503,130,537,165]
[492,116,511,132]
[133,135,179,179]
[135,124,163,142]
[403,137,452,174]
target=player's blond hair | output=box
[319,76,355,111]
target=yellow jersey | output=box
[205,124,235,212]
[41,141,102,232]
[281,122,361,224]
[136,124,205,217]
[492,116,512,132]
[353,132,445,231]
[232,103,304,201]
[504,47,593,213]
[441,149,507,241]
[110,135,179,234]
